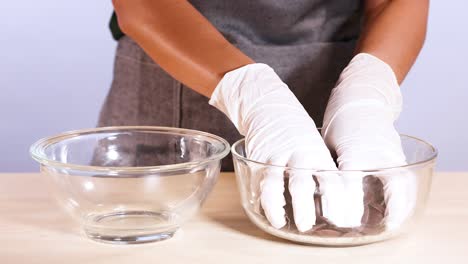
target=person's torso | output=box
[103,0,364,171]
[186,0,363,117]
[189,0,362,46]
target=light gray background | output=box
[1,1,466,172]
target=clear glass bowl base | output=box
[83,210,179,244]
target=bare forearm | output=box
[356,0,429,83]
[112,0,253,97]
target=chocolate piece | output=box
[279,175,387,237]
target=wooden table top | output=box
[1,172,467,263]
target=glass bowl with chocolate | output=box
[231,134,437,246]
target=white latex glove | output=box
[322,53,416,230]
[209,63,338,232]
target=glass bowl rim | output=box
[30,126,230,173]
[231,134,438,173]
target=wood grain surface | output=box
[0,172,467,264]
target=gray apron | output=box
[98,0,363,171]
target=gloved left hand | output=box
[209,63,340,232]
[321,53,416,230]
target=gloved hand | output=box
[209,63,339,232]
[322,53,416,230]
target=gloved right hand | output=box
[209,63,340,232]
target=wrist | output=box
[209,63,270,117]
[209,63,294,135]
[322,53,404,141]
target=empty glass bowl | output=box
[30,126,229,244]
[231,134,437,246]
